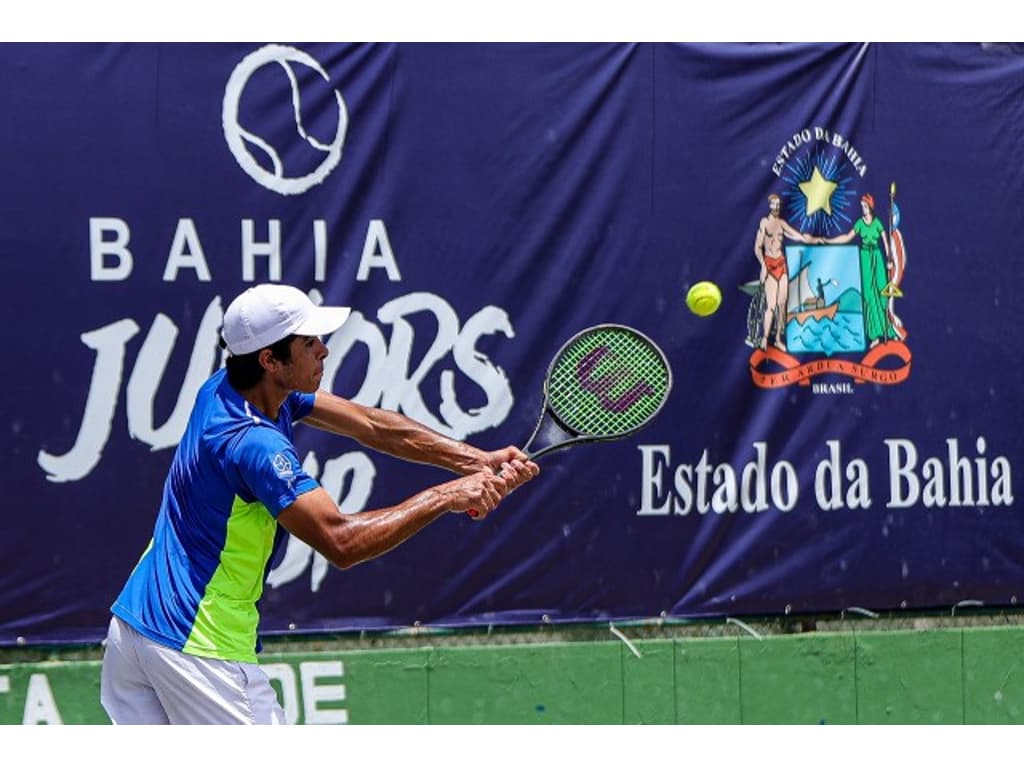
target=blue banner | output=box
[2,43,1022,644]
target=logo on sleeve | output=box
[271,453,295,479]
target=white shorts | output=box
[100,615,287,725]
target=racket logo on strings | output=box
[577,345,657,413]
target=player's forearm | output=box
[307,391,485,473]
[329,489,451,569]
[280,474,504,572]
[347,405,484,474]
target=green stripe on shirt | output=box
[183,496,277,662]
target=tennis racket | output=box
[468,324,672,516]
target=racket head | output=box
[537,323,672,449]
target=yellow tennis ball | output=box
[686,281,722,316]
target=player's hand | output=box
[475,445,529,475]
[496,458,540,495]
[458,459,539,520]
[438,471,506,519]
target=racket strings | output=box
[547,327,670,437]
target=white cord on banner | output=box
[842,606,880,619]
[725,617,763,641]
[952,600,984,616]
[609,623,643,658]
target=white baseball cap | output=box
[222,284,351,356]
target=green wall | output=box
[3,625,1023,724]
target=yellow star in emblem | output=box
[799,166,838,216]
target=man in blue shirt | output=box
[101,283,538,724]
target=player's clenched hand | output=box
[475,445,529,475]
[438,471,505,518]
[443,460,539,520]
[495,459,540,494]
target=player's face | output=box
[282,335,329,392]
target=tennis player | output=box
[100,283,538,724]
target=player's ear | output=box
[258,348,277,371]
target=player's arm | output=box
[277,462,532,568]
[302,389,528,475]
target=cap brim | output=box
[295,306,352,338]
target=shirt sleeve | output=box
[285,390,317,422]
[231,428,320,518]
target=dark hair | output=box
[220,334,297,390]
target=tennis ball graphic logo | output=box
[223,44,349,195]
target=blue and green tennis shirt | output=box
[112,368,319,663]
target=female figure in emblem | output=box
[822,193,896,348]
